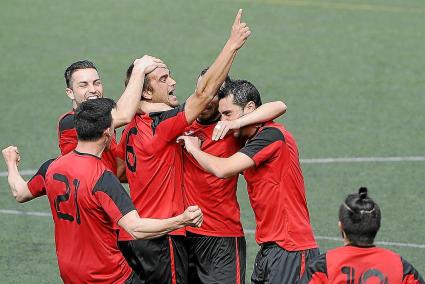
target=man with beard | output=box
[116,9,251,284]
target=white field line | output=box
[0,209,424,249]
[1,156,424,177]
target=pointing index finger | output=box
[234,9,242,25]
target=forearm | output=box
[114,68,145,128]
[197,41,238,101]
[237,101,287,127]
[190,148,232,178]
[7,165,33,203]
[127,215,185,240]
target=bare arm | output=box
[112,56,166,128]
[2,146,35,203]
[212,101,287,140]
[137,101,172,115]
[118,206,203,239]
[116,157,127,183]
[184,9,251,124]
[178,136,254,178]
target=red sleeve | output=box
[300,253,328,284]
[239,127,284,166]
[27,159,55,197]
[151,105,189,143]
[58,113,78,155]
[92,171,135,223]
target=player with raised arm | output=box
[116,9,251,284]
[58,56,164,174]
[301,187,424,284]
[178,79,319,284]
[2,98,203,284]
[184,69,287,284]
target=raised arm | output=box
[184,9,251,124]
[212,101,287,140]
[118,206,203,239]
[2,146,35,203]
[112,56,166,128]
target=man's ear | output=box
[65,88,75,100]
[243,101,256,114]
[142,89,153,100]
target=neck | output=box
[242,123,262,139]
[197,112,221,125]
[74,140,105,158]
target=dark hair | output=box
[339,187,381,245]
[198,67,231,97]
[218,79,262,109]
[74,98,116,141]
[64,60,97,88]
[124,63,152,94]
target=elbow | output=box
[278,101,287,115]
[211,166,234,179]
[14,193,28,203]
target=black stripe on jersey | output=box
[401,257,424,282]
[149,103,185,135]
[28,159,55,182]
[92,171,135,216]
[58,113,75,133]
[239,127,285,159]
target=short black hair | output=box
[339,187,381,245]
[197,67,231,96]
[124,63,152,94]
[64,60,98,88]
[74,98,116,142]
[218,79,262,109]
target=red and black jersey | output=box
[116,105,189,240]
[28,151,136,284]
[302,245,424,284]
[57,111,118,174]
[238,121,317,251]
[183,119,244,237]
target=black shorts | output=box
[187,232,246,284]
[119,235,188,284]
[251,243,320,284]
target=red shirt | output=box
[58,111,118,174]
[183,119,244,237]
[239,121,317,251]
[302,245,424,284]
[117,106,189,240]
[27,151,135,284]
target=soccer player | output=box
[116,9,251,284]
[178,79,319,284]
[2,98,203,284]
[301,187,424,284]
[58,55,164,174]
[184,69,287,284]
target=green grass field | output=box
[1,0,424,282]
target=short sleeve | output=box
[92,171,136,223]
[401,257,424,284]
[150,104,189,143]
[27,159,55,197]
[239,127,284,166]
[58,113,78,155]
[116,128,128,161]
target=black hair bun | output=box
[358,187,368,200]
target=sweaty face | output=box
[67,68,103,107]
[148,67,178,107]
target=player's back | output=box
[242,121,317,251]
[304,246,424,283]
[44,151,132,283]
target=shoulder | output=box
[58,112,75,132]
